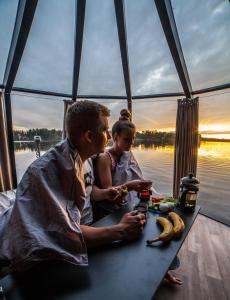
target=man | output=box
[0,100,146,277]
[81,157,122,225]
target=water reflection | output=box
[134,142,174,153]
[14,139,230,224]
[14,140,230,160]
[134,141,230,159]
[14,141,58,152]
[198,141,230,159]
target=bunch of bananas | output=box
[146,212,185,245]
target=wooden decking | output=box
[154,214,230,300]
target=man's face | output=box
[93,114,111,153]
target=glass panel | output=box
[172,0,230,90]
[132,98,178,194]
[125,0,183,96]
[78,0,126,96]
[11,92,66,181]
[14,0,75,94]
[132,98,177,131]
[197,89,230,224]
[0,0,18,83]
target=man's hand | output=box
[126,180,152,192]
[118,211,146,241]
[81,211,146,248]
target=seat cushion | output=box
[0,190,16,215]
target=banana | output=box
[168,212,185,238]
[146,217,174,244]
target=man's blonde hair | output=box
[66,100,110,141]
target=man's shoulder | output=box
[29,140,70,171]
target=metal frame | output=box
[2,0,38,187]
[114,0,132,113]
[192,83,230,95]
[3,0,38,93]
[3,93,17,187]
[1,83,229,100]
[132,92,184,99]
[72,0,86,101]
[1,0,229,101]
[154,0,192,99]
[2,81,229,101]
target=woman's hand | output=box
[104,187,121,202]
[125,180,152,192]
[104,187,128,205]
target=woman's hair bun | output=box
[119,109,131,121]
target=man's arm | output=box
[80,211,146,249]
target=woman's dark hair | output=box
[112,109,135,138]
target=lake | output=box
[14,140,230,225]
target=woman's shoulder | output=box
[95,152,111,166]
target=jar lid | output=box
[181,173,200,185]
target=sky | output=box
[0,0,230,134]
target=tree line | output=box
[13,128,62,141]
[13,128,222,146]
[136,130,175,144]
[13,128,176,144]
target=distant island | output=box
[14,128,62,142]
[135,130,175,144]
[13,128,176,144]
[201,137,230,142]
[13,128,230,145]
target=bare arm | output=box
[95,154,152,196]
[95,153,113,188]
[80,211,146,249]
[125,180,152,192]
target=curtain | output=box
[173,97,199,198]
[62,100,74,139]
[0,92,13,192]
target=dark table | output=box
[0,206,200,300]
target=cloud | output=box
[11,93,64,130]
[0,0,229,131]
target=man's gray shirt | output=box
[0,139,88,277]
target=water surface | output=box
[14,141,230,224]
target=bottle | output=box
[177,173,199,212]
[138,189,152,202]
[134,189,152,216]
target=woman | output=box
[95,109,182,285]
[94,109,151,205]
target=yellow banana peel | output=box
[147,217,174,244]
[168,212,185,238]
[146,212,186,245]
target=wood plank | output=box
[153,214,230,300]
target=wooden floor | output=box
[153,214,230,300]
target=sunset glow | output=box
[202,134,230,140]
[199,123,230,133]
[134,141,230,160]
[198,141,230,159]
